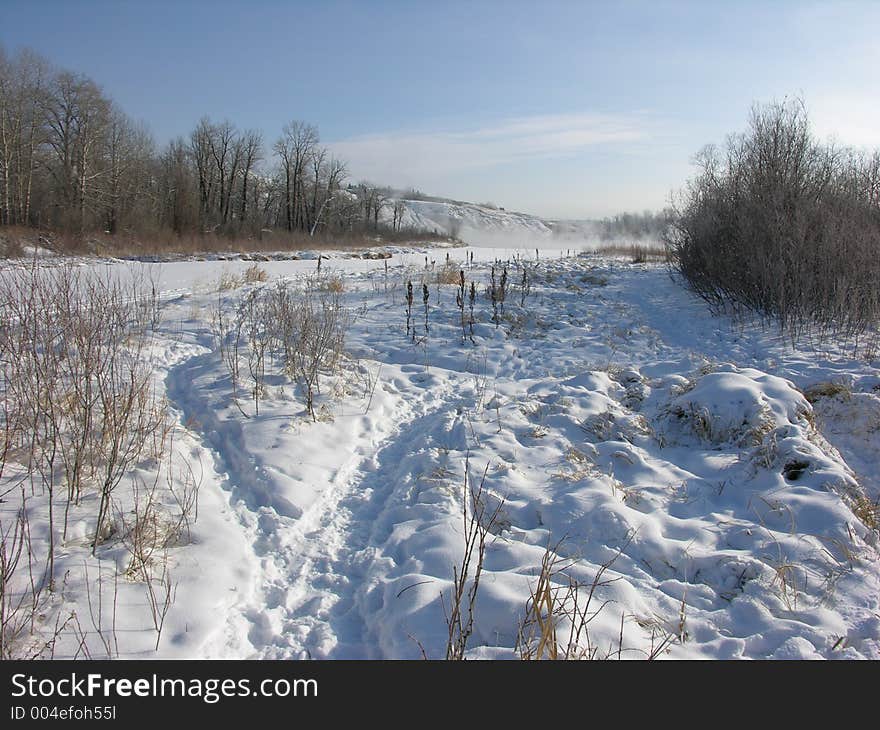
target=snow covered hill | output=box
[386,198,599,248]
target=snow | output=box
[2,245,879,660]
[659,367,810,447]
[394,199,553,239]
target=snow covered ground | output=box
[3,244,879,660]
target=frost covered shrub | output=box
[436,262,461,285]
[318,274,345,293]
[263,282,348,420]
[666,98,880,339]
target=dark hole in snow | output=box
[782,460,810,481]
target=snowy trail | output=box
[165,338,457,658]
[166,349,305,520]
[245,377,457,659]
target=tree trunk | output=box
[240,169,249,223]
[285,169,292,231]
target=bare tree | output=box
[274,121,318,232]
[392,199,405,232]
[238,129,263,227]
[158,136,198,235]
[189,117,217,232]
[0,48,50,227]
[209,120,239,226]
[102,107,153,234]
[308,146,327,233]
[44,71,113,233]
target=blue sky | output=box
[2,0,878,218]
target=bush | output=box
[0,264,172,656]
[436,262,461,285]
[214,279,349,420]
[666,98,880,338]
[243,264,268,284]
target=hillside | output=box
[385,197,603,247]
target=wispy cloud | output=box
[328,112,656,187]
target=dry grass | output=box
[214,279,349,420]
[666,400,775,448]
[444,455,505,660]
[0,226,461,259]
[769,557,803,611]
[849,493,879,531]
[515,536,654,660]
[318,274,345,293]
[519,548,564,660]
[552,446,598,482]
[579,272,609,286]
[0,264,175,656]
[803,381,852,404]
[243,264,268,284]
[217,269,242,292]
[216,264,268,292]
[436,262,462,285]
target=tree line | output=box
[0,45,403,242]
[595,210,670,242]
